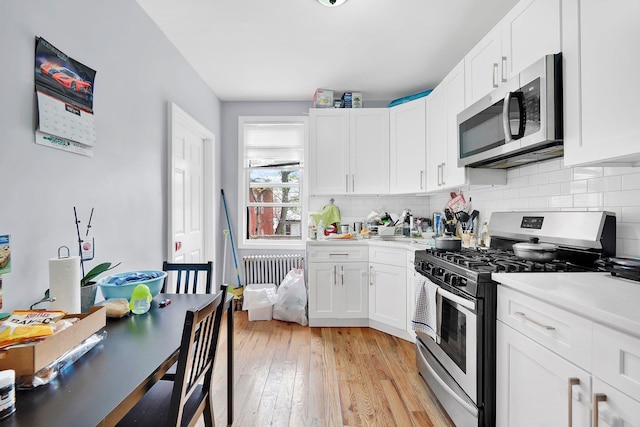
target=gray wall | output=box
[0,0,222,310]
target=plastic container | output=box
[129,284,152,315]
[317,220,325,240]
[243,283,277,321]
[0,370,15,420]
[96,271,166,300]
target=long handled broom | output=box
[221,189,243,306]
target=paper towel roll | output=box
[49,256,81,313]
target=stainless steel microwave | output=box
[457,53,563,169]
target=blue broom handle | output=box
[221,189,242,287]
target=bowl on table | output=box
[96,270,166,300]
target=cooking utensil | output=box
[512,237,557,262]
[468,210,479,232]
[595,257,640,281]
[435,232,462,251]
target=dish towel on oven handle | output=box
[411,274,442,343]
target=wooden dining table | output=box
[4,292,234,427]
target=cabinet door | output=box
[592,378,640,427]
[465,25,502,106]
[496,321,591,427]
[368,262,407,330]
[309,109,350,194]
[425,87,446,192]
[389,98,426,194]
[563,0,640,166]
[308,263,339,319]
[443,59,467,189]
[350,109,389,194]
[337,262,369,318]
[501,0,561,80]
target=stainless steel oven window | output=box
[439,298,467,373]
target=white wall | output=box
[0,0,222,311]
[429,158,640,258]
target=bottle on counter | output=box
[317,220,325,240]
[308,217,317,240]
[480,222,490,247]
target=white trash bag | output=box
[273,269,308,326]
[242,283,278,310]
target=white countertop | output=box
[307,236,432,250]
[492,272,640,338]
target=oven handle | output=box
[438,287,475,311]
[418,342,479,417]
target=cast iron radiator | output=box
[242,254,304,287]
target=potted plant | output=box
[80,261,120,312]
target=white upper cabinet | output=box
[562,0,640,166]
[389,98,427,194]
[309,108,389,195]
[465,0,561,106]
[427,60,505,192]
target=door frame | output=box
[167,102,216,278]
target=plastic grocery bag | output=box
[273,269,308,326]
[242,283,278,310]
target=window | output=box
[239,117,307,248]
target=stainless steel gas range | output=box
[413,211,616,427]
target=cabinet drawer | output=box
[369,245,406,267]
[307,244,367,262]
[593,323,640,401]
[592,378,640,426]
[497,286,592,369]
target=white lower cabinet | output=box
[368,245,407,337]
[307,243,369,327]
[496,321,591,426]
[497,285,640,427]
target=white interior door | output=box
[168,103,216,291]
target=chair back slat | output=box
[162,261,213,294]
[166,285,227,426]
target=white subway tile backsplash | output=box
[508,176,529,188]
[604,190,640,207]
[548,168,573,183]
[588,176,622,193]
[518,164,539,176]
[549,195,573,208]
[621,173,640,190]
[617,223,640,240]
[529,172,549,186]
[528,197,549,209]
[537,183,562,196]
[619,238,640,258]
[538,159,562,173]
[604,166,640,176]
[506,168,521,179]
[573,193,603,208]
[621,207,640,223]
[573,167,603,180]
[562,179,587,194]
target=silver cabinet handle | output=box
[352,174,355,192]
[441,163,446,186]
[437,164,442,186]
[340,265,345,285]
[333,265,337,286]
[593,393,607,427]
[568,378,580,427]
[493,63,499,88]
[514,311,556,330]
[420,170,424,190]
[501,56,508,82]
[369,266,374,286]
[345,174,349,193]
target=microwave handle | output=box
[502,91,526,142]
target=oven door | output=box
[416,285,478,402]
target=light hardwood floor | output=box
[209,311,454,427]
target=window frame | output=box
[237,116,308,250]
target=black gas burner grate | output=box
[423,247,596,274]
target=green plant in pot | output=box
[80,261,121,312]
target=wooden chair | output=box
[117,285,228,427]
[162,261,213,294]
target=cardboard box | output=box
[313,89,334,108]
[352,92,363,108]
[0,306,106,376]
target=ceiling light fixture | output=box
[317,0,348,7]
